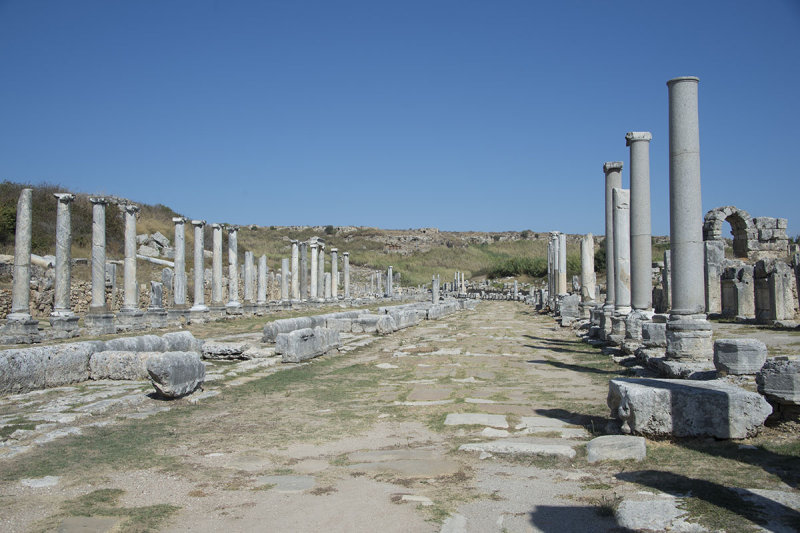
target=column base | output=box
[116,309,145,332]
[0,315,41,344]
[242,302,257,315]
[599,304,614,340]
[666,313,713,362]
[144,308,169,329]
[608,314,629,346]
[207,305,227,319]
[49,313,80,339]
[226,302,243,315]
[84,311,116,336]
[167,307,189,325]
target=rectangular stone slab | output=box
[276,327,340,363]
[608,377,772,439]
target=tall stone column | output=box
[387,266,393,297]
[281,258,290,303]
[432,275,440,304]
[257,254,267,308]
[580,233,596,303]
[317,245,325,301]
[49,193,79,336]
[324,272,332,300]
[627,131,653,312]
[189,220,209,318]
[376,271,382,297]
[666,76,712,361]
[609,188,631,345]
[290,240,300,301]
[343,252,350,299]
[330,248,339,299]
[558,233,567,296]
[2,188,40,342]
[310,243,319,300]
[243,250,255,311]
[226,226,242,314]
[300,242,308,300]
[210,223,224,312]
[172,217,187,308]
[547,237,554,304]
[601,162,623,339]
[116,204,144,330]
[84,197,115,334]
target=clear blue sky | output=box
[1,1,798,237]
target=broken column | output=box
[257,254,268,309]
[226,226,242,314]
[601,162,623,339]
[343,252,350,299]
[116,204,144,330]
[1,188,40,342]
[210,223,225,314]
[145,281,168,328]
[330,248,339,299]
[189,220,209,320]
[243,250,255,312]
[665,76,712,362]
[609,188,632,345]
[84,197,115,334]
[704,240,725,315]
[170,217,188,321]
[317,244,326,301]
[387,266,393,297]
[281,257,290,303]
[291,240,300,302]
[310,242,319,300]
[580,233,596,317]
[49,193,79,337]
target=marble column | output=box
[310,243,319,300]
[145,280,168,328]
[2,189,40,341]
[226,226,242,314]
[609,189,631,345]
[172,217,187,308]
[290,240,300,301]
[558,233,567,296]
[115,204,144,330]
[376,271,382,297]
[330,248,339,299]
[580,233,596,319]
[257,255,267,308]
[387,266,393,297]
[666,76,712,361]
[84,197,115,334]
[243,250,255,311]
[189,220,208,317]
[343,252,350,299]
[324,272,332,300]
[317,245,325,301]
[627,131,654,312]
[300,242,308,300]
[281,258,290,302]
[210,223,224,312]
[49,193,79,336]
[432,275,440,304]
[547,237,554,304]
[601,162,623,339]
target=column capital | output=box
[90,196,110,205]
[172,216,187,224]
[330,248,338,253]
[290,239,299,245]
[342,251,349,256]
[54,193,75,203]
[310,242,318,250]
[211,223,223,230]
[121,203,140,215]
[603,161,623,174]
[667,75,699,86]
[625,131,652,145]
[226,225,238,233]
[191,219,206,227]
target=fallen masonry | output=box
[275,327,341,363]
[146,351,205,398]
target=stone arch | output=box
[703,206,756,258]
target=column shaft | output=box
[330,249,338,299]
[343,252,350,298]
[290,241,299,300]
[310,244,318,299]
[257,255,267,305]
[122,205,140,311]
[191,220,207,310]
[627,132,653,311]
[281,258,289,301]
[90,198,109,311]
[227,227,241,309]
[172,217,187,306]
[603,162,624,308]
[211,224,223,305]
[612,188,632,313]
[9,189,33,318]
[580,233,596,302]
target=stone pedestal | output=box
[116,308,145,332]
[145,281,168,328]
[84,311,116,335]
[665,314,713,362]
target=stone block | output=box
[641,322,667,347]
[325,318,354,332]
[276,327,340,363]
[147,351,205,398]
[89,351,151,380]
[757,359,800,405]
[0,341,100,394]
[714,338,767,375]
[137,244,159,257]
[352,314,396,335]
[162,331,202,352]
[388,309,421,330]
[103,334,167,353]
[586,435,646,463]
[262,316,325,342]
[201,341,248,360]
[608,377,772,439]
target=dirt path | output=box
[1,302,798,532]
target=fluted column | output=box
[190,220,208,312]
[226,226,241,313]
[211,224,224,308]
[343,252,350,298]
[330,248,339,299]
[627,131,653,311]
[666,76,712,360]
[310,243,319,299]
[172,217,187,307]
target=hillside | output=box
[0,181,673,287]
